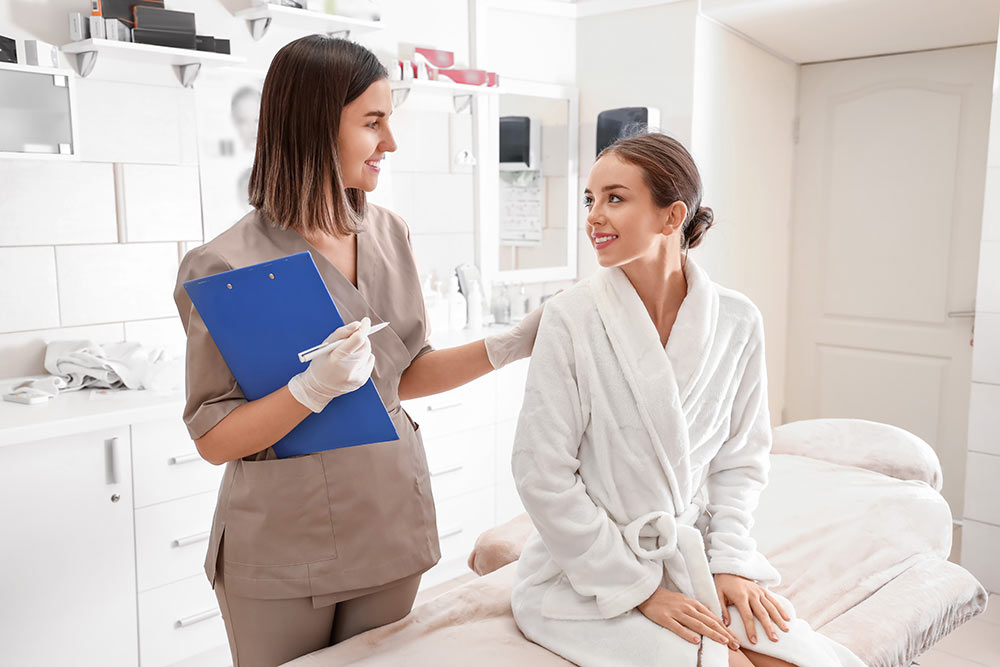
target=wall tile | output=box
[409,173,475,234]
[968,382,1000,456]
[0,161,117,246]
[56,244,178,326]
[976,240,1000,314]
[124,317,186,358]
[122,164,203,242]
[962,519,1000,593]
[972,313,1000,384]
[75,79,188,164]
[0,323,125,380]
[0,247,59,333]
[965,452,1000,525]
[410,232,475,284]
[390,172,416,225]
[390,109,450,174]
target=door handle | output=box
[430,464,464,478]
[427,401,463,412]
[175,608,220,628]
[105,437,119,485]
[172,531,211,548]
[168,453,202,465]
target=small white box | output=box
[89,15,106,40]
[25,40,58,68]
[69,12,90,42]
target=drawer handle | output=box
[430,464,464,478]
[172,531,211,548]
[169,453,202,465]
[175,608,220,628]
[439,526,463,539]
[105,437,119,485]
[427,401,462,412]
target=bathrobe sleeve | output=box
[512,304,663,618]
[704,312,781,585]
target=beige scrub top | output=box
[173,205,441,601]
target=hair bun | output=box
[684,206,714,250]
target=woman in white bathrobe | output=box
[510,133,866,667]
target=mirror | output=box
[0,63,77,157]
[478,80,578,285]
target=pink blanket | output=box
[286,420,987,667]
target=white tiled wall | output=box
[962,21,1000,594]
[0,161,117,246]
[0,8,487,379]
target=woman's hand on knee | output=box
[636,586,740,651]
[713,574,790,645]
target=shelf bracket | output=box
[72,50,98,78]
[453,93,473,114]
[391,86,411,108]
[325,28,351,39]
[175,63,201,88]
[247,16,272,41]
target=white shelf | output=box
[390,78,498,111]
[235,5,384,41]
[60,39,245,87]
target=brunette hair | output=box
[248,35,388,236]
[598,132,714,250]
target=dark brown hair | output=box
[598,132,714,250]
[248,35,388,236]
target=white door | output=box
[0,428,138,666]
[785,44,995,516]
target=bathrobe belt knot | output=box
[621,503,713,605]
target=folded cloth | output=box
[41,339,175,391]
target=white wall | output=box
[963,17,1000,594]
[0,0,478,378]
[573,1,699,281]
[690,16,798,425]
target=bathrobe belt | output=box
[621,503,721,614]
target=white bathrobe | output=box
[510,261,865,667]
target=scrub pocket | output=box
[223,454,338,567]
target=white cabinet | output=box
[0,427,138,667]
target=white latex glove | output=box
[484,302,545,369]
[288,318,376,413]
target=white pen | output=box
[297,321,391,364]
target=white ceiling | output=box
[701,0,1000,63]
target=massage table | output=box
[286,419,988,667]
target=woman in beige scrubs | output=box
[173,36,540,667]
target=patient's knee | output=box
[728,648,755,667]
[742,648,798,667]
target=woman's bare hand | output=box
[637,586,740,650]
[714,573,790,645]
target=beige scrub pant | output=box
[214,564,421,667]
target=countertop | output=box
[0,324,511,448]
[0,377,184,448]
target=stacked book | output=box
[70,1,230,54]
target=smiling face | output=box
[337,78,397,192]
[584,153,687,268]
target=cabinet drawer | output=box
[434,486,496,563]
[424,425,495,502]
[138,574,228,667]
[135,491,217,592]
[403,374,497,439]
[132,419,225,508]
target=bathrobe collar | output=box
[590,258,719,505]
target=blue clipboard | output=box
[183,251,398,458]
